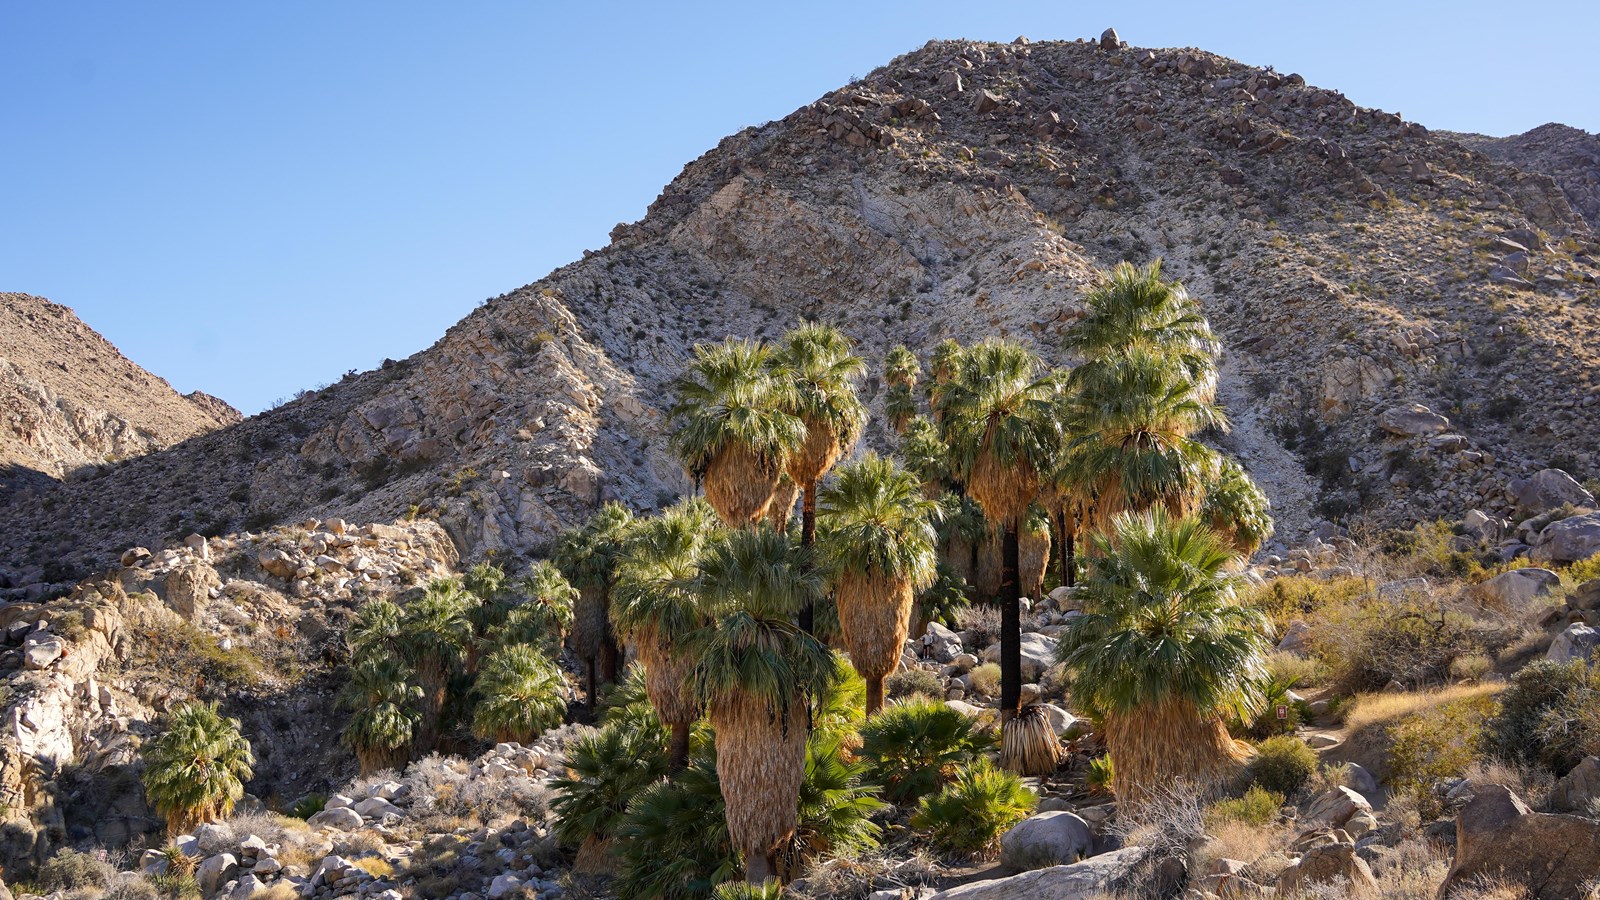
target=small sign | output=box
[1276,705,1289,720]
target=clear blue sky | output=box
[4,1,1596,414]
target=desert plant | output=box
[911,759,1035,856]
[338,654,422,774]
[1086,755,1115,795]
[1246,735,1318,797]
[399,579,473,751]
[142,701,255,834]
[914,562,970,634]
[471,644,566,744]
[551,719,670,855]
[36,847,115,893]
[1206,785,1283,827]
[555,501,635,701]
[967,662,1002,697]
[1484,659,1600,775]
[613,753,738,899]
[999,702,1062,777]
[782,734,885,878]
[1199,457,1275,556]
[712,881,784,900]
[885,667,944,702]
[859,698,993,803]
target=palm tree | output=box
[400,579,473,752]
[489,560,577,654]
[141,701,254,835]
[897,416,950,498]
[767,472,799,532]
[670,339,806,527]
[772,323,866,635]
[816,454,939,714]
[1018,504,1052,600]
[1200,457,1275,557]
[347,598,405,658]
[688,526,835,884]
[884,344,920,434]
[462,561,510,674]
[612,497,720,769]
[555,502,635,703]
[1055,509,1270,805]
[472,644,567,744]
[1062,260,1220,398]
[339,655,422,775]
[934,339,1063,725]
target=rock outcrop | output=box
[1439,783,1600,899]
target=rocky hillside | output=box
[0,293,241,489]
[5,32,1600,594]
[1450,123,1600,228]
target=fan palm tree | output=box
[400,579,473,752]
[141,701,255,835]
[884,344,920,434]
[339,655,422,774]
[1018,504,1052,600]
[488,560,577,654]
[347,598,405,658]
[772,323,866,634]
[612,497,721,770]
[1055,509,1270,805]
[1199,457,1275,557]
[767,472,799,532]
[555,502,635,702]
[815,454,939,714]
[473,644,568,744]
[1063,260,1220,398]
[670,339,806,527]
[462,561,510,674]
[897,416,951,498]
[934,339,1063,723]
[687,526,835,884]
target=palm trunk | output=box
[669,722,692,772]
[417,657,447,752]
[1065,531,1076,588]
[598,587,620,687]
[999,524,1022,722]
[1053,510,1069,589]
[713,695,807,887]
[866,676,886,717]
[1104,697,1248,807]
[584,657,597,712]
[798,481,817,635]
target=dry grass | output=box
[1365,838,1529,899]
[1341,683,1502,733]
[352,857,394,878]
[1192,818,1287,877]
[967,663,1001,697]
[1458,759,1552,809]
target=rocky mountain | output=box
[1450,123,1600,228]
[4,33,1600,595]
[0,292,241,490]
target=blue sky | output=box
[4,2,1596,414]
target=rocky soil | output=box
[0,293,240,490]
[1450,123,1600,229]
[4,34,1600,598]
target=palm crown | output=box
[141,701,255,834]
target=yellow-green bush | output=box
[1388,692,1496,814]
[1206,785,1284,827]
[1247,735,1318,796]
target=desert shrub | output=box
[287,793,326,819]
[1314,598,1488,694]
[1265,650,1328,691]
[967,663,1001,697]
[1086,755,1114,795]
[886,667,944,702]
[1242,575,1368,633]
[551,720,670,847]
[1389,691,1496,814]
[1247,735,1318,797]
[1566,555,1600,584]
[1483,659,1600,775]
[1206,785,1283,827]
[1242,676,1309,738]
[104,877,163,900]
[955,605,1001,648]
[37,847,115,892]
[859,698,992,803]
[1450,653,1494,683]
[910,759,1034,856]
[225,810,309,848]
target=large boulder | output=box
[306,806,363,831]
[1305,786,1371,827]
[999,811,1094,870]
[163,561,220,620]
[1549,756,1600,814]
[981,633,1058,680]
[196,853,239,897]
[23,631,65,670]
[1378,403,1450,437]
[1439,784,1600,898]
[1275,842,1377,894]
[1471,567,1560,610]
[1511,469,1597,519]
[926,847,1148,899]
[1547,623,1600,666]
[924,622,964,663]
[1531,513,1600,565]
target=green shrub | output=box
[551,719,670,847]
[968,663,1001,697]
[37,847,114,892]
[712,880,783,900]
[860,699,993,803]
[287,793,326,820]
[911,759,1035,855]
[886,667,944,702]
[1247,735,1318,797]
[786,735,885,874]
[1484,660,1600,775]
[1390,693,1496,813]
[1206,785,1284,827]
[1086,755,1114,796]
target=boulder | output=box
[196,853,239,896]
[353,796,404,819]
[1439,784,1600,899]
[257,548,297,579]
[1546,623,1600,666]
[1039,704,1082,737]
[999,811,1094,870]
[924,622,964,663]
[193,821,234,854]
[23,631,64,670]
[980,633,1058,680]
[1531,513,1600,564]
[1511,469,1597,519]
[1305,786,1371,827]
[1549,756,1600,814]
[140,848,170,875]
[120,547,151,567]
[488,873,524,899]
[1344,764,1379,795]
[1471,567,1560,609]
[1276,620,1311,654]
[926,846,1147,899]
[1275,842,1377,894]
[1099,27,1120,49]
[306,806,364,831]
[229,874,266,898]
[1378,403,1450,437]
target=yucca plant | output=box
[142,701,255,835]
[399,578,473,752]
[338,654,422,774]
[670,338,806,526]
[613,497,720,769]
[555,501,635,701]
[1055,509,1269,805]
[472,644,567,744]
[910,759,1035,856]
[859,698,993,803]
[687,526,834,884]
[551,718,671,862]
[816,453,940,714]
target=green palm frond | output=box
[816,453,939,590]
[347,599,404,657]
[669,339,806,480]
[860,698,994,803]
[612,497,721,645]
[551,719,670,845]
[399,580,473,668]
[885,344,920,387]
[773,322,867,453]
[613,753,738,899]
[917,562,971,628]
[462,561,508,603]
[553,501,636,590]
[472,644,567,743]
[786,733,885,869]
[1055,509,1270,720]
[898,416,951,490]
[339,655,422,757]
[1200,457,1275,555]
[142,701,254,832]
[1063,260,1220,388]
